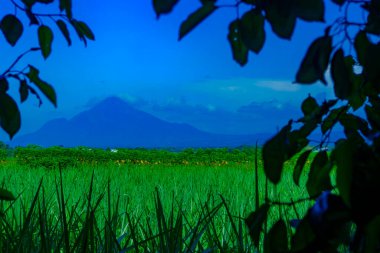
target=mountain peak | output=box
[97,96,128,106]
[93,96,135,111]
[12,96,262,148]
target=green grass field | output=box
[0,148,315,252]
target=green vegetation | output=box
[13,146,255,169]
[155,0,380,251]
[2,0,380,251]
[0,147,314,252]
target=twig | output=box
[269,196,315,206]
[10,0,67,18]
[1,48,40,78]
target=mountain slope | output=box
[12,97,267,148]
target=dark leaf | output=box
[365,105,380,131]
[27,86,43,106]
[70,22,86,46]
[294,122,318,141]
[0,93,21,139]
[324,25,331,36]
[287,129,310,157]
[36,0,54,3]
[298,98,337,126]
[354,31,369,66]
[295,36,332,84]
[295,124,317,143]
[153,0,179,18]
[0,188,16,201]
[361,2,370,11]
[350,88,366,111]
[331,50,365,109]
[332,140,354,207]
[354,31,380,84]
[0,15,24,46]
[265,0,296,39]
[240,9,266,54]
[331,0,346,6]
[73,21,95,40]
[331,49,352,99]
[263,123,291,184]
[26,65,57,107]
[321,106,348,134]
[0,78,9,93]
[291,218,316,252]
[200,0,217,4]
[293,149,312,186]
[26,9,39,26]
[324,99,339,108]
[59,0,72,19]
[70,20,94,46]
[348,78,365,110]
[369,96,380,109]
[301,95,319,117]
[22,0,37,7]
[228,20,249,66]
[294,0,325,22]
[19,80,29,103]
[179,2,217,40]
[264,219,288,253]
[38,25,53,59]
[245,203,270,247]
[364,216,380,253]
[308,192,351,248]
[366,13,380,35]
[56,20,71,46]
[306,151,332,197]
[339,113,370,137]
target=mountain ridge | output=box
[11,97,269,148]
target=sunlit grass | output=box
[0,154,314,252]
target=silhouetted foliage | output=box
[0,0,94,139]
[0,0,93,199]
[154,0,380,251]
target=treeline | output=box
[3,145,258,169]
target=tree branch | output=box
[10,0,67,19]
[1,48,40,78]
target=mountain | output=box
[12,97,269,148]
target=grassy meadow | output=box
[0,147,314,252]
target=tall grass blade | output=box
[186,202,223,253]
[38,199,50,253]
[154,187,169,252]
[59,168,71,253]
[18,178,43,250]
[126,212,140,252]
[255,141,260,211]
[219,195,244,252]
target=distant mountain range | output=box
[12,97,270,148]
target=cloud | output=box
[254,80,300,92]
[184,77,335,111]
[128,96,302,135]
[221,85,241,92]
[238,100,301,120]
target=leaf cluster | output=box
[153,0,380,251]
[0,0,94,139]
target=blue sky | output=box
[1,0,349,140]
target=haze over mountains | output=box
[12,97,270,148]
